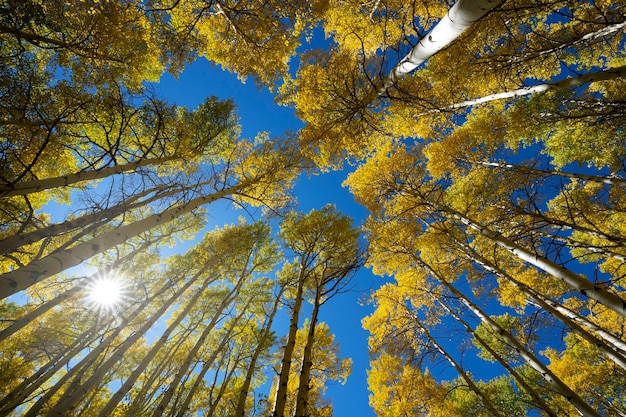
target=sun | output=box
[86,276,126,310]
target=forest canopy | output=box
[1,0,625,416]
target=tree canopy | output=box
[1,0,625,416]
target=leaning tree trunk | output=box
[456,241,626,369]
[272,265,307,417]
[380,0,503,94]
[410,310,506,417]
[152,270,249,417]
[174,296,255,417]
[446,65,626,110]
[45,273,198,417]
[233,286,285,417]
[22,274,185,417]
[460,158,626,187]
[0,154,180,198]
[96,265,215,417]
[434,297,559,417]
[0,183,177,255]
[0,183,246,299]
[436,202,626,317]
[293,287,321,417]
[428,262,602,417]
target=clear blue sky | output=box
[154,58,380,417]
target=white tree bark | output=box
[437,274,602,417]
[447,207,626,318]
[0,185,242,299]
[380,0,503,93]
[448,65,626,109]
[0,156,177,198]
[46,275,197,417]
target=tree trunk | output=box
[22,274,185,417]
[0,156,178,198]
[174,296,255,417]
[96,265,215,417]
[461,158,626,187]
[458,241,626,368]
[431,264,602,417]
[293,288,321,417]
[0,321,107,417]
[233,287,284,417]
[0,183,245,299]
[434,297,559,417]
[0,184,169,255]
[447,65,626,110]
[152,270,249,417]
[441,204,626,317]
[380,0,503,93]
[411,312,505,417]
[45,272,198,417]
[272,266,307,417]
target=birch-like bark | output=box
[272,266,307,417]
[0,184,167,255]
[460,158,626,187]
[0,240,151,343]
[22,275,184,417]
[0,321,107,417]
[447,65,626,110]
[434,272,602,417]
[96,265,215,417]
[434,297,559,417]
[380,0,503,93]
[0,183,245,299]
[45,274,197,417]
[233,287,284,417]
[293,288,321,417]
[410,312,506,417]
[454,239,626,366]
[0,155,178,198]
[174,297,255,417]
[151,269,249,417]
[439,204,626,317]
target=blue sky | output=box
[153,58,380,417]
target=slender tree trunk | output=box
[96,266,215,417]
[293,288,321,417]
[22,274,185,417]
[0,242,149,343]
[429,264,602,417]
[152,271,249,417]
[439,203,626,317]
[174,297,255,417]
[461,158,626,187]
[380,0,503,93]
[0,156,178,198]
[457,241,626,368]
[0,320,108,416]
[447,65,626,110]
[410,312,506,417]
[434,297,559,417]
[272,266,307,417]
[233,287,284,417]
[0,183,245,299]
[44,273,198,417]
[0,184,168,254]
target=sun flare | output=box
[86,276,126,309]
